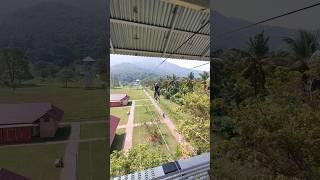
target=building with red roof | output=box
[0,103,64,144]
[110,115,120,145]
[110,94,129,107]
[0,168,31,180]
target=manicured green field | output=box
[0,84,107,122]
[110,88,147,100]
[135,99,152,106]
[0,144,66,180]
[147,89,192,126]
[134,106,159,124]
[78,140,108,180]
[110,107,130,125]
[111,128,126,152]
[132,124,178,156]
[80,123,107,139]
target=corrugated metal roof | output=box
[110,94,129,101]
[0,168,31,180]
[110,115,120,145]
[0,103,64,125]
[110,0,210,61]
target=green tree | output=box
[199,71,210,90]
[110,144,169,177]
[283,30,320,108]
[242,31,270,97]
[283,30,319,71]
[57,66,74,88]
[186,72,194,92]
[0,48,33,88]
[180,91,210,153]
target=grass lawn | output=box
[134,106,159,124]
[0,84,107,122]
[147,89,192,126]
[110,107,130,125]
[78,140,108,180]
[0,144,66,180]
[111,128,126,152]
[135,99,152,106]
[132,124,178,156]
[110,88,147,100]
[80,123,107,139]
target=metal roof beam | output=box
[200,44,210,60]
[113,48,209,61]
[110,18,209,39]
[161,0,209,12]
[162,6,180,57]
[110,40,115,53]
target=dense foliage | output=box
[149,72,210,154]
[0,48,33,87]
[110,144,169,177]
[213,30,320,179]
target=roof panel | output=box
[110,0,210,61]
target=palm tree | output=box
[187,72,194,80]
[283,30,319,71]
[187,72,194,92]
[283,30,320,108]
[242,31,270,96]
[199,71,209,90]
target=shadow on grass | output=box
[84,87,107,90]
[110,133,126,152]
[33,125,72,143]
[0,125,71,146]
[0,83,42,89]
[126,101,133,106]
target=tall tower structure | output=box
[82,56,96,88]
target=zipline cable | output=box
[214,2,320,38]
[144,94,183,177]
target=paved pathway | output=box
[123,100,135,152]
[60,122,80,180]
[144,90,195,154]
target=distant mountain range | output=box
[0,1,106,65]
[111,60,204,77]
[0,0,305,66]
[211,11,298,50]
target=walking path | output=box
[60,122,80,180]
[123,100,135,152]
[144,90,195,154]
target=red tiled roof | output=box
[0,103,64,125]
[110,94,129,102]
[0,168,31,180]
[110,115,120,145]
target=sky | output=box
[110,54,210,72]
[213,0,320,30]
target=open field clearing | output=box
[0,85,107,122]
[0,143,66,180]
[78,140,107,180]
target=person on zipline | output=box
[154,82,160,100]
